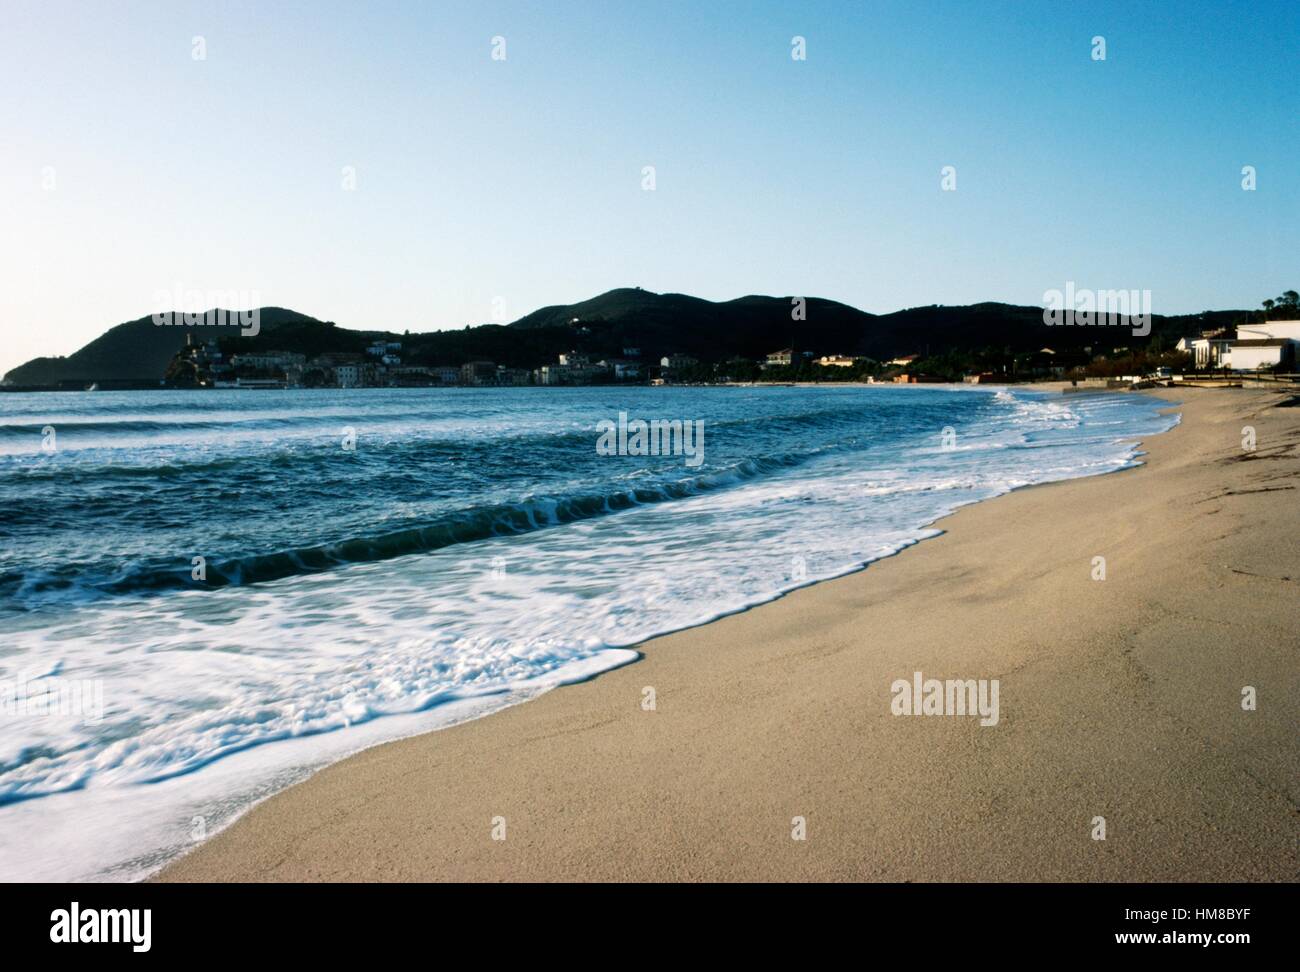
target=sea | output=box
[0,384,1178,879]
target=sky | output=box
[1,0,1296,378]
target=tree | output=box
[1262,290,1298,320]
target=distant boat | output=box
[85,382,100,391]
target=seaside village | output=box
[174,337,654,389]
[170,319,1300,390]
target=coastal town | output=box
[170,335,660,388]
[9,289,1297,393]
[167,316,1300,390]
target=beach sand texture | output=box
[159,388,1299,882]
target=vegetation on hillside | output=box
[6,287,1288,388]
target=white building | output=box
[1178,335,1232,369]
[1227,320,1300,371]
[1236,320,1300,342]
[1228,339,1292,371]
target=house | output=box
[1226,320,1300,371]
[1180,328,1227,369]
[1185,336,1233,369]
[1238,320,1300,341]
[460,360,497,386]
[539,353,601,385]
[765,348,796,367]
[311,352,367,388]
[893,373,945,384]
[1178,328,1234,369]
[816,355,856,368]
[660,353,698,370]
[1227,339,1294,371]
[496,367,532,386]
[888,354,920,367]
[229,351,305,372]
[538,355,610,385]
[568,363,612,384]
[383,366,434,387]
[600,359,643,380]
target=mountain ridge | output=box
[3,288,1249,387]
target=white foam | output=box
[0,388,1178,880]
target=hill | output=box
[504,288,1244,364]
[2,289,1251,387]
[3,308,334,386]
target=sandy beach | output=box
[159,387,1299,882]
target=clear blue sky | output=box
[1,0,1296,377]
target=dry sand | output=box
[159,388,1299,882]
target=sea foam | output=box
[0,385,1178,879]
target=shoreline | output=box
[158,387,1299,881]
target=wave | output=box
[1,449,821,606]
[0,399,889,461]
[0,417,315,437]
[0,386,1182,879]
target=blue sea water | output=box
[0,384,1177,879]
